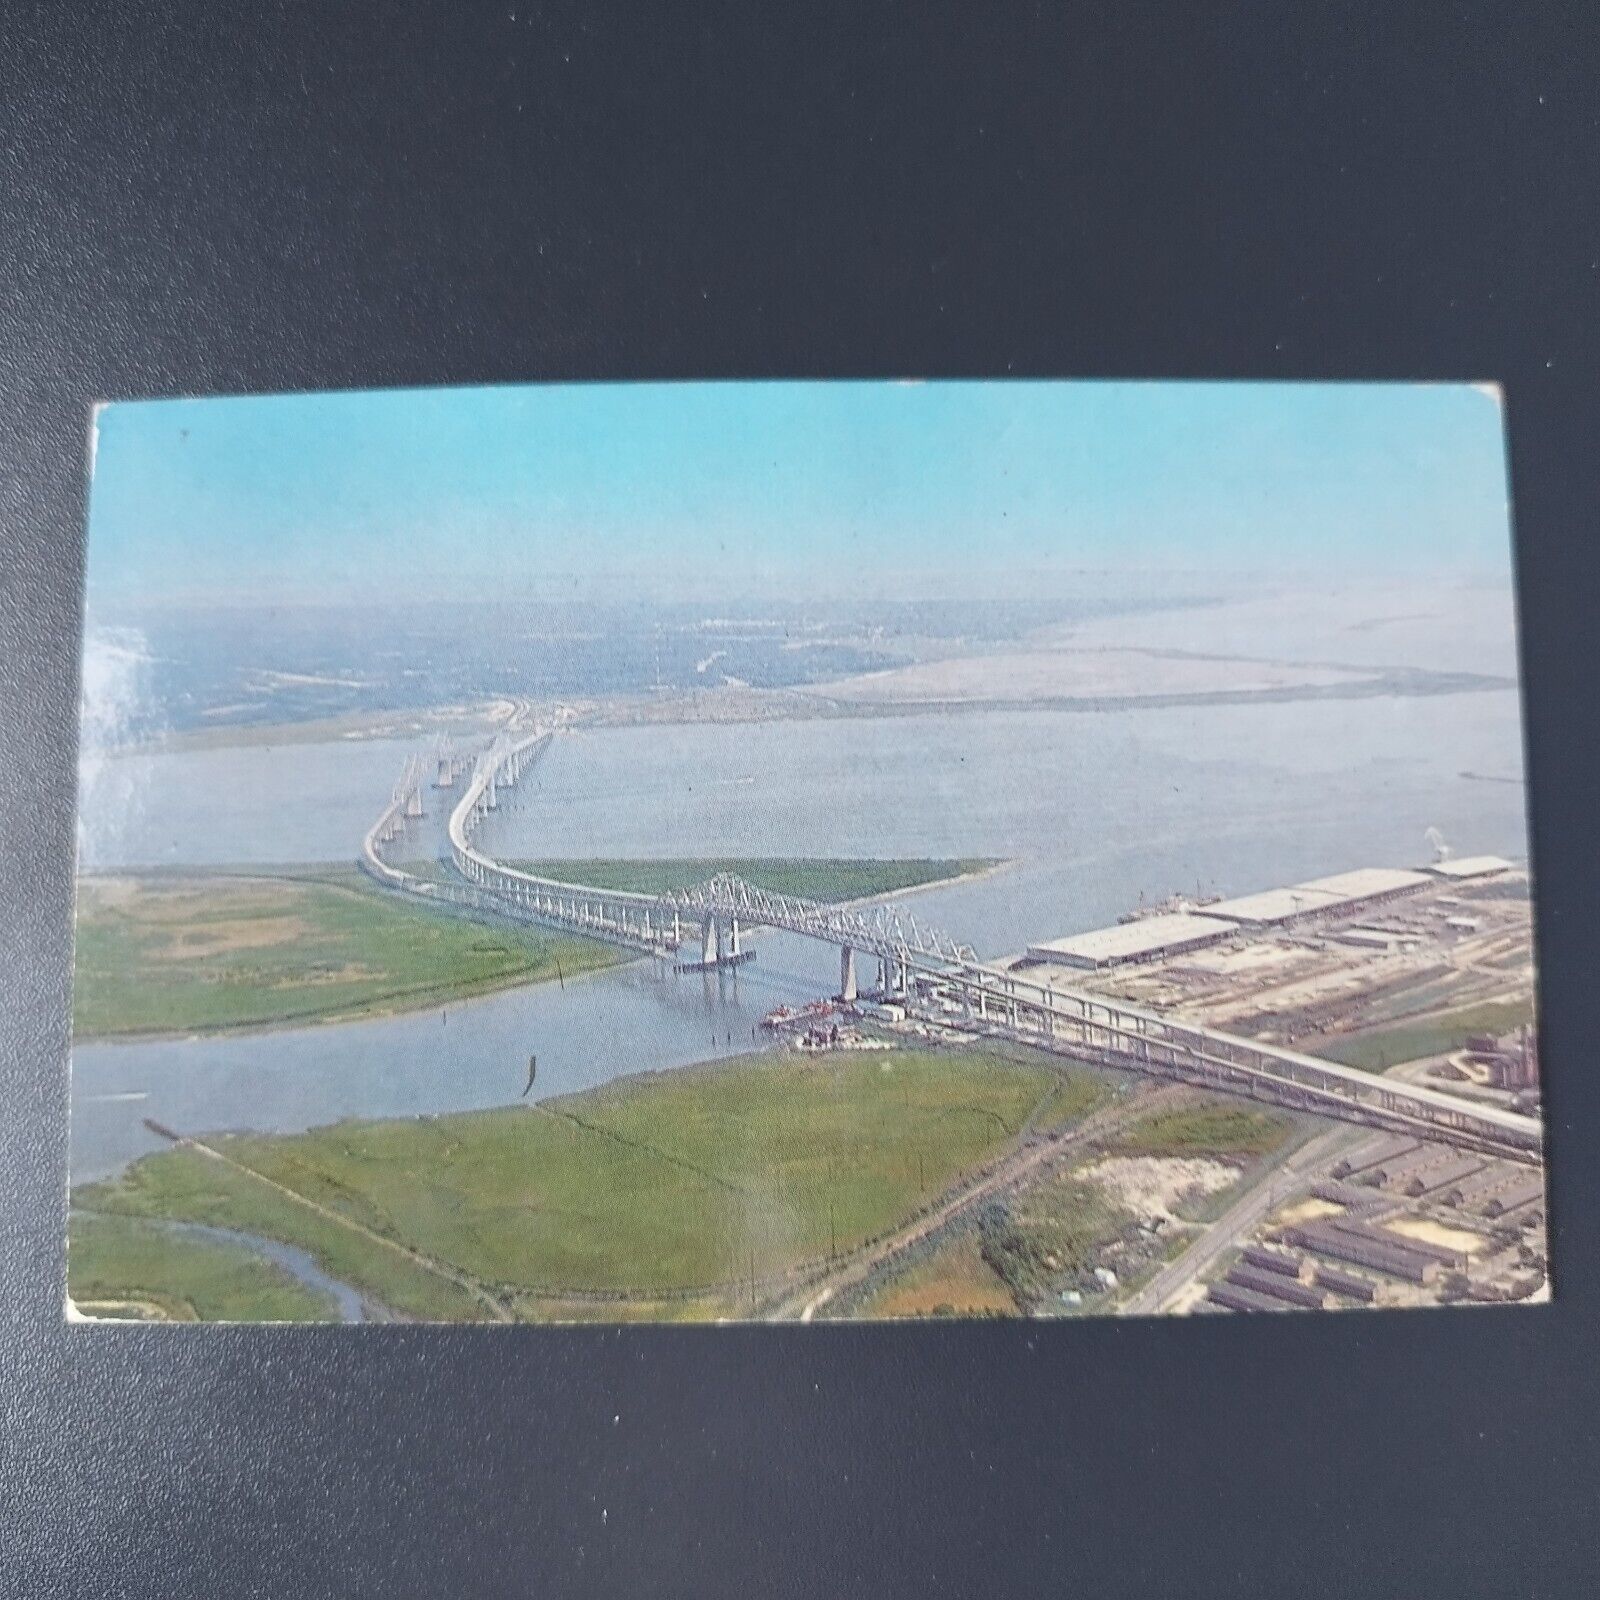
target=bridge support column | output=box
[701,914,716,967]
[485,774,498,811]
[840,945,857,1003]
[728,916,741,958]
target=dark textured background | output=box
[3,3,1598,1595]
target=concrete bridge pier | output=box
[840,945,857,1003]
[405,788,425,819]
[485,773,498,811]
[676,910,752,973]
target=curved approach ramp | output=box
[361,724,1545,1169]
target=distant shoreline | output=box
[94,663,1518,757]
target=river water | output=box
[154,1220,376,1322]
[71,689,1531,1184]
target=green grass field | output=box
[983,1171,1139,1307]
[1106,1102,1295,1159]
[1313,999,1536,1072]
[857,1232,1018,1319]
[72,858,996,1041]
[68,1213,338,1322]
[502,857,1000,900]
[71,868,625,1040]
[74,1047,1083,1320]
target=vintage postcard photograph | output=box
[68,380,1545,1324]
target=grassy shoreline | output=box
[499,855,1004,901]
[72,865,626,1044]
[68,1212,339,1323]
[71,1043,1096,1321]
[73,857,999,1044]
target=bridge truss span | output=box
[362,724,1545,1170]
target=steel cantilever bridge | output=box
[361,722,1544,1169]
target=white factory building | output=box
[1026,910,1240,971]
[1423,854,1513,881]
[1205,867,1432,927]
[1025,861,1486,973]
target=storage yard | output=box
[1194,1124,1547,1314]
[1000,854,1544,1317]
[1017,858,1533,1063]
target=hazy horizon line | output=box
[87,566,1517,615]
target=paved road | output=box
[1116,1119,1364,1316]
[1117,1049,1495,1316]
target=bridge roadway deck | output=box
[926,969,1541,1164]
[363,728,1544,1169]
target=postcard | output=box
[68,379,1545,1323]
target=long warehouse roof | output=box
[1027,910,1238,965]
[1208,866,1431,924]
[1297,866,1432,899]
[1425,855,1514,879]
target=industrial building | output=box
[1309,1179,1393,1214]
[1424,855,1514,881]
[1331,1135,1420,1181]
[1280,1219,1444,1284]
[1312,1264,1378,1304]
[1025,910,1239,971]
[1206,1282,1293,1314]
[1239,1246,1302,1279]
[1024,856,1510,974]
[1334,925,1425,952]
[1225,1264,1327,1309]
[1483,1175,1545,1219]
[1206,867,1432,928]
[1404,1155,1485,1198]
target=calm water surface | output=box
[72,692,1530,1182]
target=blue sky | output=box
[85,380,1514,607]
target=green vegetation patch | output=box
[75,1152,490,1321]
[68,1213,338,1323]
[77,1047,1071,1312]
[503,857,1000,902]
[981,1173,1139,1309]
[858,1232,1017,1320]
[1027,1070,1120,1135]
[1313,999,1536,1073]
[1106,1102,1294,1159]
[72,869,624,1040]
